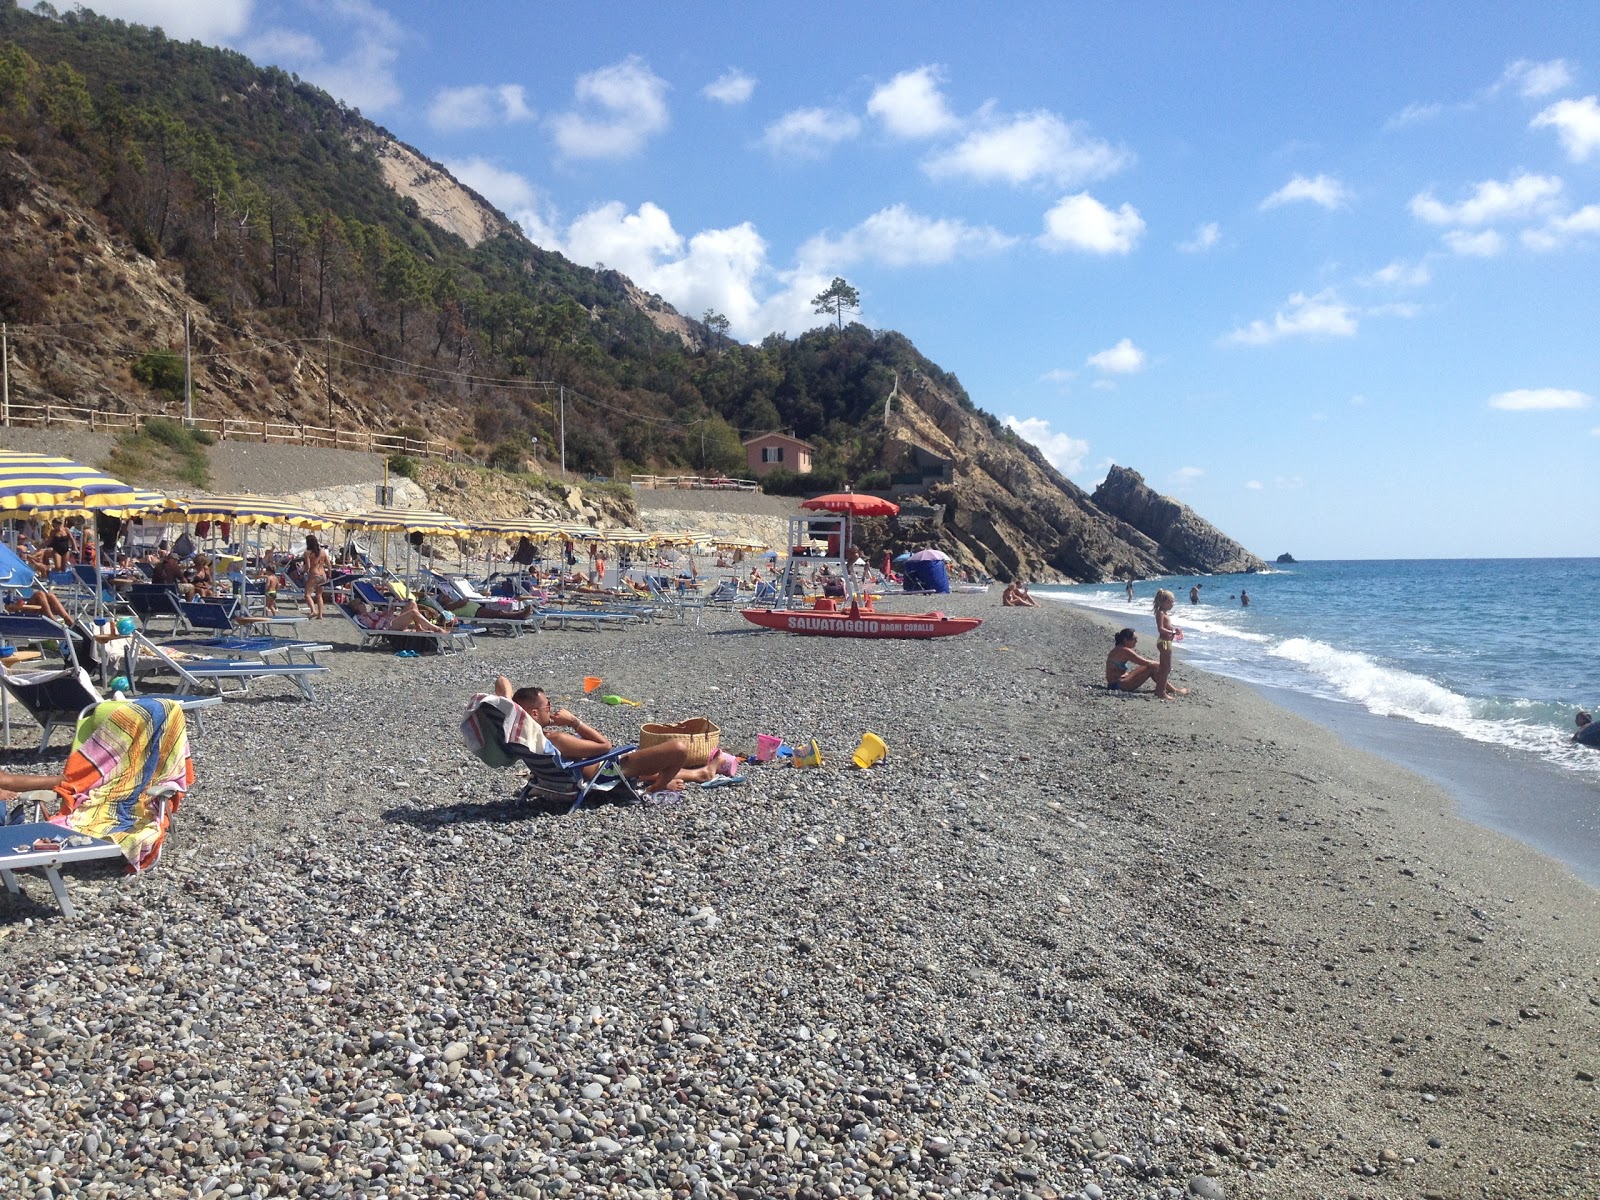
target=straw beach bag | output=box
[639,718,720,768]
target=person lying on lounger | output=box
[4,584,72,622]
[349,595,449,634]
[491,675,729,792]
[1,768,64,807]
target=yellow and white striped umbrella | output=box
[598,528,653,545]
[169,493,339,528]
[346,507,468,535]
[710,536,767,551]
[22,488,171,518]
[0,450,141,513]
[649,530,709,547]
[463,517,568,538]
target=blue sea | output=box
[1041,559,1600,883]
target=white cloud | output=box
[1245,480,1264,491]
[442,158,562,244]
[427,84,534,131]
[1409,172,1563,226]
[761,107,862,159]
[1521,204,1600,251]
[1443,228,1504,257]
[1004,415,1088,474]
[1260,173,1350,211]
[1531,96,1600,163]
[1361,259,1431,287]
[798,204,1014,269]
[1487,387,1592,411]
[1086,338,1145,374]
[243,0,404,114]
[1224,290,1357,346]
[1499,58,1574,99]
[867,66,960,139]
[1178,222,1220,253]
[1385,101,1447,129]
[75,0,253,42]
[550,56,670,160]
[702,69,756,106]
[1169,467,1204,489]
[1040,368,1076,385]
[924,110,1130,188]
[1038,192,1144,254]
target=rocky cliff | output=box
[1092,466,1266,575]
[885,375,1258,583]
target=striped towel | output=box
[50,699,193,873]
[461,693,552,768]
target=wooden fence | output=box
[631,473,758,492]
[0,401,456,459]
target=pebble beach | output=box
[2,594,1597,1200]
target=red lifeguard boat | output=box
[740,494,982,640]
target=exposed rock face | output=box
[1092,466,1266,575]
[359,130,510,248]
[888,377,1185,583]
[1277,552,1296,563]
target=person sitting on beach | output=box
[489,676,705,793]
[1002,580,1039,607]
[0,767,64,810]
[349,595,448,634]
[4,584,71,622]
[1105,628,1161,692]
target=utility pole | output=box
[1,322,9,427]
[324,335,333,427]
[183,311,193,425]
[558,384,567,479]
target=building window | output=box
[762,446,784,463]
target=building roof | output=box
[740,430,816,451]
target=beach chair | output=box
[169,598,327,662]
[126,583,183,633]
[430,576,546,636]
[335,598,482,653]
[461,693,640,814]
[72,564,135,617]
[125,630,329,700]
[1,698,194,918]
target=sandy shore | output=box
[1,594,1596,1199]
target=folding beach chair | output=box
[72,564,135,618]
[1,698,194,918]
[335,599,482,653]
[429,575,546,636]
[461,693,641,814]
[169,598,328,662]
[126,583,182,633]
[126,630,329,700]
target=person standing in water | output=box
[1189,583,1202,604]
[1152,588,1188,700]
[1240,588,1250,608]
[1125,580,1135,603]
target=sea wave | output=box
[1269,637,1470,719]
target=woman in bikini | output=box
[1105,628,1160,692]
[1152,588,1188,700]
[301,534,331,619]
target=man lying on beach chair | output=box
[1,698,194,918]
[462,676,721,810]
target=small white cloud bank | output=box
[1531,95,1600,163]
[1086,338,1145,374]
[1178,222,1220,253]
[1245,480,1264,491]
[242,0,405,114]
[1409,172,1563,226]
[427,84,534,131]
[867,66,960,139]
[1521,204,1600,251]
[924,110,1130,188]
[1500,58,1574,99]
[702,69,756,106]
[1005,415,1089,474]
[1443,229,1504,257]
[1224,290,1356,346]
[1487,388,1592,411]
[762,107,862,159]
[1038,192,1144,254]
[1169,467,1204,490]
[550,56,670,160]
[77,0,254,41]
[1361,259,1431,288]
[798,205,1014,269]
[1260,173,1350,211]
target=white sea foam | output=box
[1269,637,1471,719]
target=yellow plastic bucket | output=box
[792,739,824,768]
[851,732,887,769]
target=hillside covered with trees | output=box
[0,1,997,484]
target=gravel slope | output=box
[1,595,1596,1200]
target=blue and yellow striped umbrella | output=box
[168,493,338,528]
[0,450,142,513]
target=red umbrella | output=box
[800,492,899,517]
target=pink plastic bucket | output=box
[755,733,782,762]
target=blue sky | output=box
[81,1,1600,559]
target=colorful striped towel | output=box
[50,699,193,873]
[461,693,552,768]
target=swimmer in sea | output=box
[1152,587,1188,700]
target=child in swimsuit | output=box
[1152,588,1188,700]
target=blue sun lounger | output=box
[168,599,329,663]
[126,630,329,700]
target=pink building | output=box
[742,431,814,477]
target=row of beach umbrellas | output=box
[0,450,767,550]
